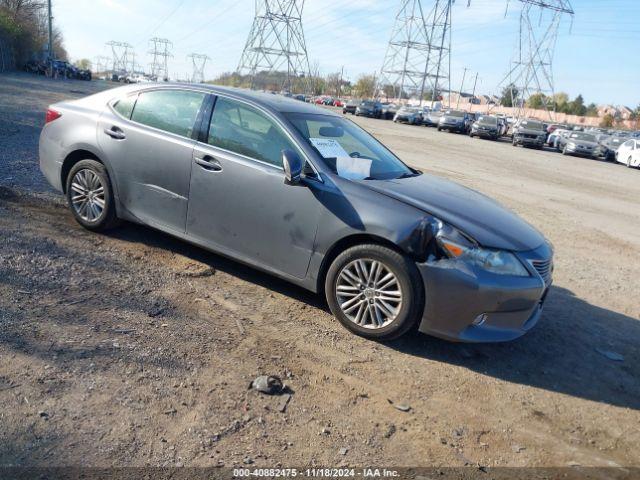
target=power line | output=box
[136,0,187,46]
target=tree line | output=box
[0,0,66,67]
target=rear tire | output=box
[66,159,119,232]
[325,244,424,341]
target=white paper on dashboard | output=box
[309,138,350,159]
[336,156,372,180]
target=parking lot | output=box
[1,72,639,469]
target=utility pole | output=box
[47,0,53,61]
[378,0,456,105]
[238,0,311,94]
[456,67,468,109]
[338,65,344,99]
[471,72,479,101]
[499,0,574,120]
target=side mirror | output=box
[282,149,304,185]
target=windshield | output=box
[519,120,544,131]
[444,110,465,117]
[479,116,498,125]
[361,101,376,107]
[570,133,597,142]
[286,113,415,181]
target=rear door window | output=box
[130,89,206,138]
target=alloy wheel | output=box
[335,259,403,329]
[70,169,105,222]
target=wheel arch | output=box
[60,150,104,193]
[316,233,412,295]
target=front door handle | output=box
[104,127,126,140]
[195,155,222,172]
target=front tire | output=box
[66,159,119,232]
[325,244,424,341]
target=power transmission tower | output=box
[94,56,110,74]
[106,41,133,75]
[378,0,453,106]
[187,54,210,83]
[148,38,173,81]
[500,0,574,120]
[237,0,311,93]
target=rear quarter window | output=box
[112,95,137,119]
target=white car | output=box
[616,139,640,167]
[125,73,152,84]
[548,129,569,149]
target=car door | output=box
[98,88,207,233]
[186,95,322,279]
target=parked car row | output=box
[22,60,92,81]
[338,99,640,169]
[549,129,640,166]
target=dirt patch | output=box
[0,73,639,469]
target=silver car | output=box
[39,84,553,342]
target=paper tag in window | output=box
[309,138,350,159]
[336,156,372,180]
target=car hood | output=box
[441,116,464,123]
[362,174,546,252]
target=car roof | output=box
[113,83,341,117]
[198,84,341,116]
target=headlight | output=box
[567,142,576,149]
[436,226,530,277]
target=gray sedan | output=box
[39,84,553,342]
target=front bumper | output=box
[564,146,596,157]
[440,122,465,132]
[515,136,545,147]
[416,243,552,342]
[395,115,419,123]
[472,129,498,138]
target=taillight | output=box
[45,109,62,124]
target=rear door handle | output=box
[104,127,126,140]
[195,155,222,172]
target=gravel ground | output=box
[0,72,639,472]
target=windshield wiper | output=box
[396,172,420,179]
